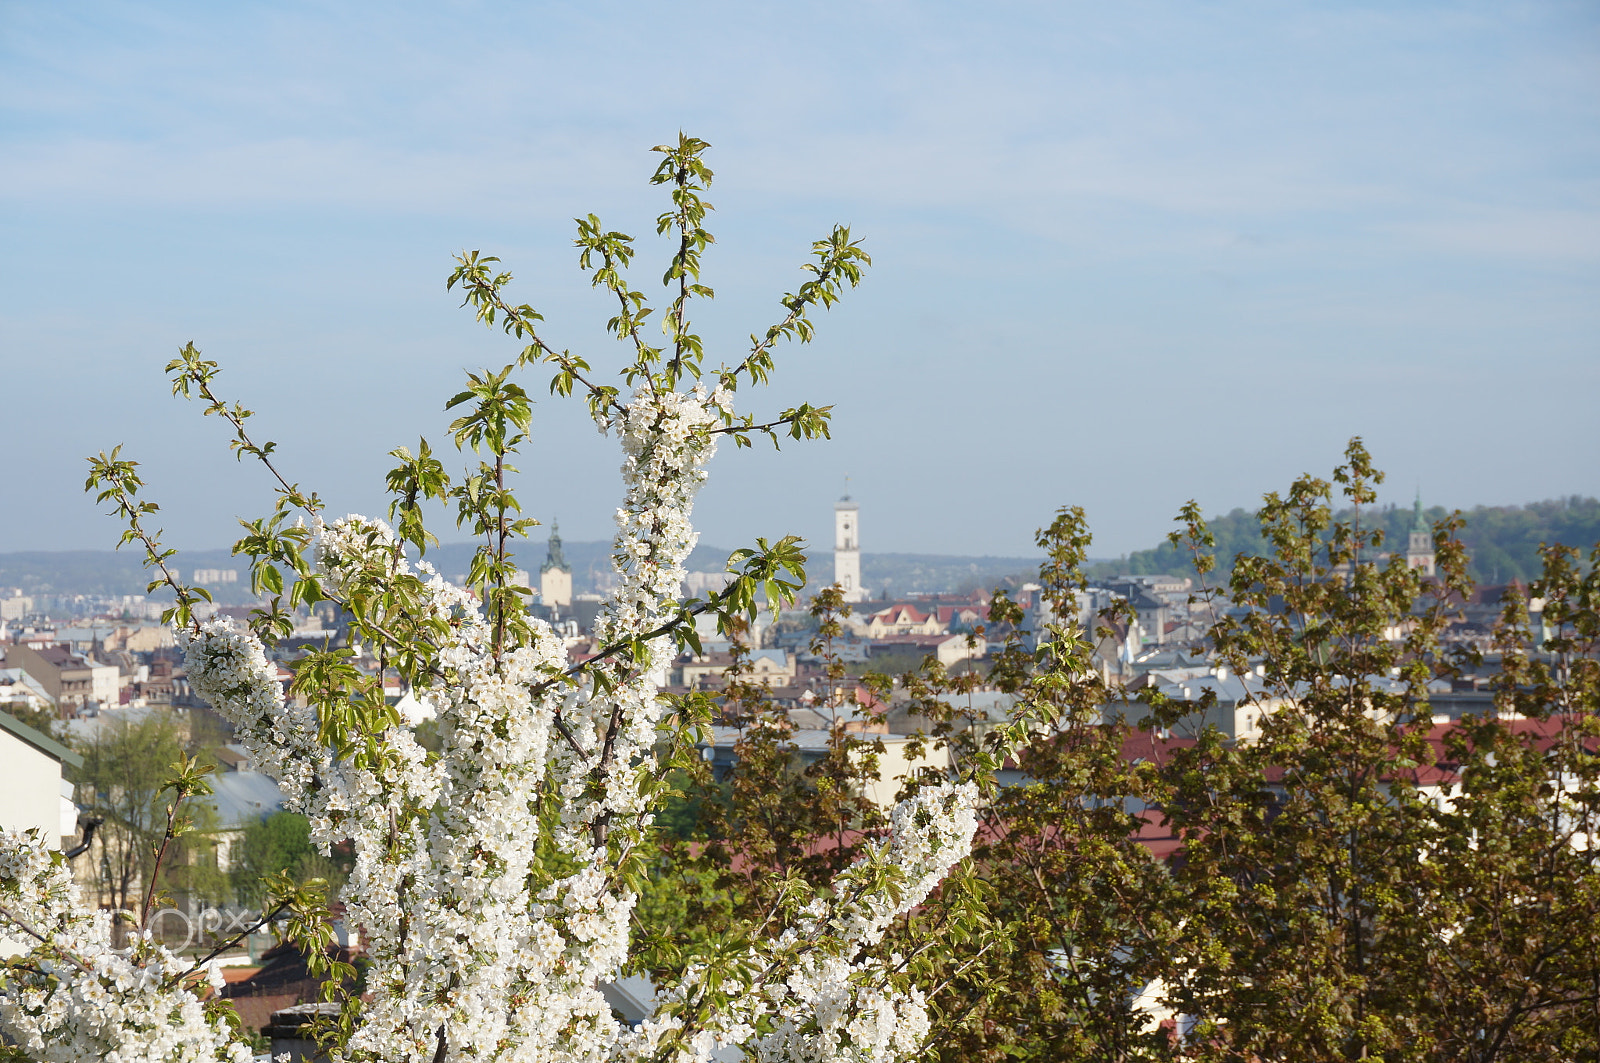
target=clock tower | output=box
[834,493,864,602]
[1406,492,1436,577]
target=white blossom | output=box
[1,385,981,1063]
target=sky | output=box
[2,0,1597,564]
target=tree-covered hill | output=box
[1095,496,1600,585]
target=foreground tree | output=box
[0,138,1002,1063]
[1142,444,1599,1062]
[910,445,1600,1062]
[676,442,1595,1063]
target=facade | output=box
[0,711,82,957]
[849,604,949,639]
[0,596,34,622]
[834,496,864,602]
[0,668,54,710]
[0,711,81,841]
[867,633,976,668]
[540,522,574,608]
[1,643,119,712]
[679,649,796,689]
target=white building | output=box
[0,595,35,621]
[1,644,119,712]
[0,711,82,957]
[1406,493,1436,577]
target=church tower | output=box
[1406,492,1436,577]
[540,521,573,608]
[834,493,864,602]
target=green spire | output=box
[1412,490,1428,534]
[541,520,570,574]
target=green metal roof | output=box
[0,710,83,769]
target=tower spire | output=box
[541,519,569,574]
[539,519,573,608]
[1406,490,1435,577]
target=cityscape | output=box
[2,4,1597,1061]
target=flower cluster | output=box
[634,782,980,1063]
[0,828,249,1063]
[2,379,981,1062]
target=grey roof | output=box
[704,725,911,752]
[1152,672,1276,704]
[205,770,287,830]
[1150,671,1450,704]
[0,668,55,705]
[59,704,161,744]
[923,690,1014,720]
[56,626,118,645]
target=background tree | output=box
[891,510,1181,1063]
[1105,495,1600,587]
[73,709,229,913]
[636,587,892,981]
[1,704,59,740]
[229,811,351,908]
[707,442,1600,1063]
[1139,441,1462,1060]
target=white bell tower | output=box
[1406,491,1436,577]
[834,490,864,602]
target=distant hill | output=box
[0,547,252,602]
[0,540,1048,603]
[1092,497,1600,585]
[7,499,1591,605]
[432,543,1046,597]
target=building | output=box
[848,604,949,639]
[867,632,977,668]
[1407,492,1436,577]
[679,648,796,689]
[540,521,574,608]
[1113,665,1288,742]
[0,710,81,842]
[834,494,864,603]
[0,668,55,711]
[1,643,119,713]
[0,711,82,956]
[204,743,289,875]
[0,595,35,621]
[1128,589,1170,647]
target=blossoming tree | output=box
[0,137,1019,1063]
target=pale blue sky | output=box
[2,1,1596,562]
